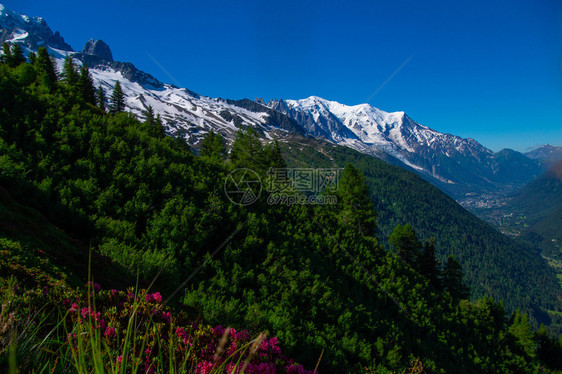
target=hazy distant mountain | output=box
[525,145,562,168]
[512,161,562,259]
[510,160,562,225]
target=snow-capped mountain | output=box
[0,4,544,197]
[0,4,302,146]
[0,3,71,51]
[267,97,490,182]
[265,97,543,192]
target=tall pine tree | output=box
[201,130,227,161]
[36,47,58,89]
[416,238,441,288]
[336,164,377,236]
[96,85,106,112]
[229,128,265,171]
[442,255,470,303]
[78,64,96,105]
[27,51,37,65]
[10,43,26,67]
[263,139,286,169]
[388,224,421,266]
[62,56,78,86]
[109,80,125,113]
[1,42,11,64]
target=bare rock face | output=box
[82,39,113,62]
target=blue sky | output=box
[4,0,562,152]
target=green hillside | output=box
[280,139,562,331]
[510,161,562,225]
[2,49,562,373]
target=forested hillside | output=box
[1,47,562,373]
[510,161,562,264]
[510,161,562,226]
[280,139,562,332]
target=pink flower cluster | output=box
[176,326,192,345]
[197,361,214,374]
[104,326,116,339]
[194,325,314,374]
[145,292,162,303]
[78,306,106,330]
[63,285,314,373]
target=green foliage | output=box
[142,105,165,138]
[0,59,561,373]
[416,239,441,288]
[62,55,78,86]
[336,163,377,236]
[229,128,265,170]
[0,43,25,67]
[109,80,125,113]
[509,309,537,358]
[79,64,96,105]
[9,44,25,67]
[35,47,58,89]
[388,224,420,265]
[201,130,227,161]
[1,42,10,64]
[442,255,470,303]
[263,139,286,169]
[96,85,106,112]
[535,324,562,370]
[27,51,37,65]
[278,139,562,332]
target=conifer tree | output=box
[230,128,265,170]
[1,42,11,64]
[535,324,562,369]
[142,105,156,127]
[442,255,470,302]
[201,130,227,160]
[10,43,26,67]
[78,64,96,105]
[508,310,536,358]
[336,164,377,236]
[96,85,106,112]
[263,139,286,169]
[62,56,78,86]
[155,114,165,137]
[36,47,58,89]
[109,80,125,113]
[416,238,441,287]
[28,51,37,65]
[388,224,421,266]
[141,105,165,137]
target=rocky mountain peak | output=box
[82,39,113,62]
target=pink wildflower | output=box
[70,303,79,313]
[104,326,116,339]
[196,361,214,374]
[145,292,163,303]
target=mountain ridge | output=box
[0,3,548,199]
[265,96,544,197]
